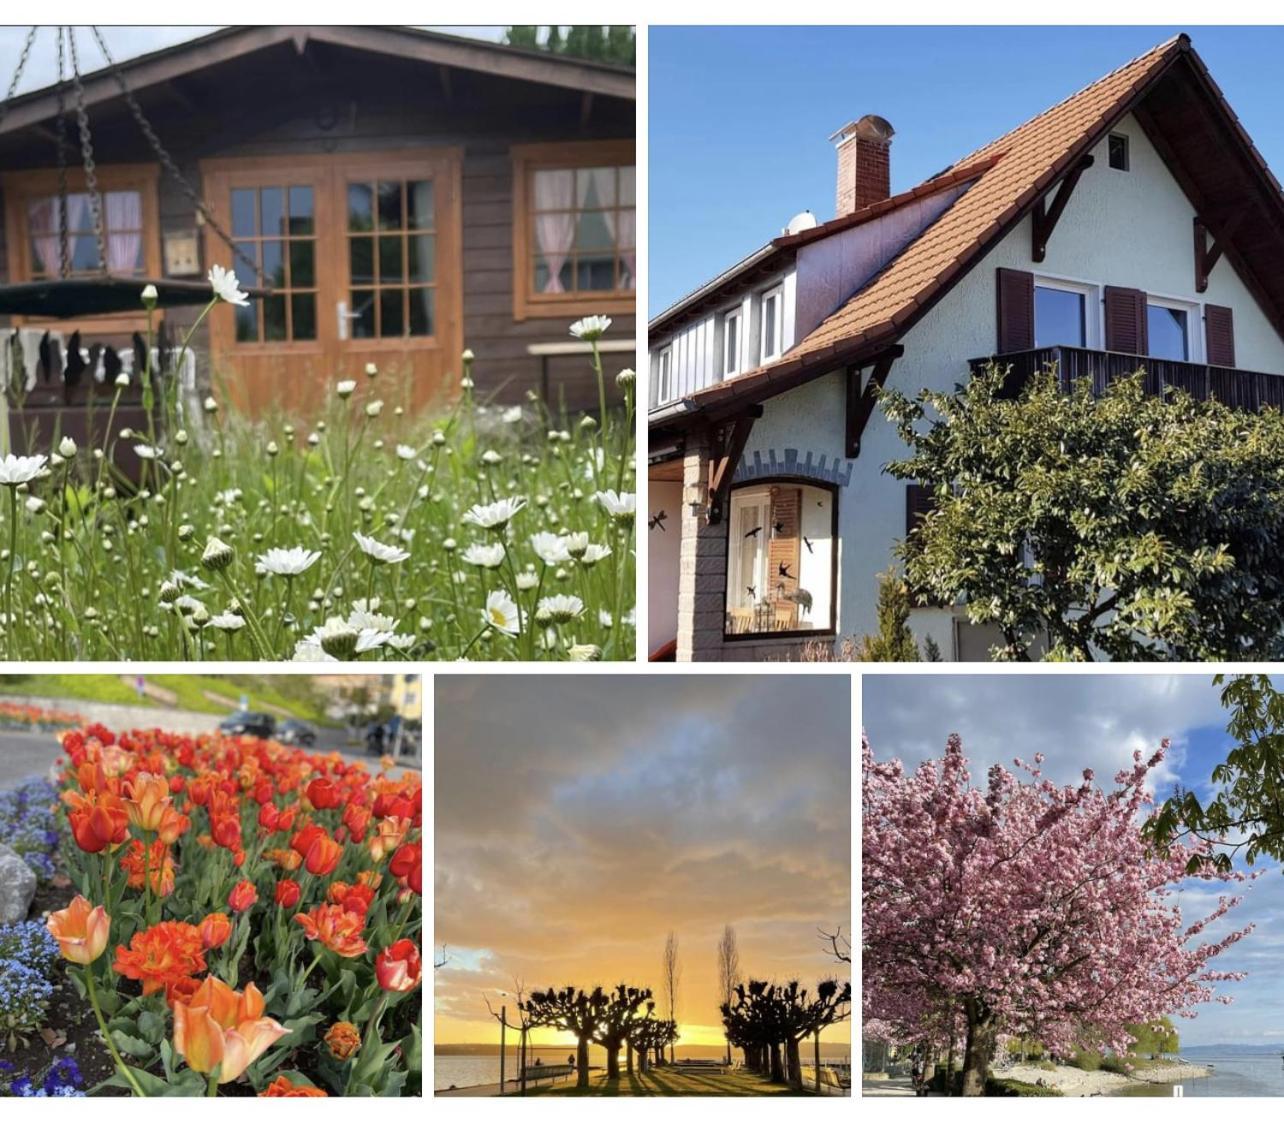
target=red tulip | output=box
[199,912,233,950]
[274,879,301,909]
[228,880,258,913]
[374,939,422,992]
[389,841,422,896]
[306,777,341,810]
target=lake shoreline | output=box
[999,1060,1214,1096]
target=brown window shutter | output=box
[1104,286,1149,354]
[1206,305,1236,367]
[905,484,935,536]
[996,268,1035,352]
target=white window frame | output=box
[726,488,771,613]
[1146,293,1202,363]
[1107,132,1130,172]
[656,345,673,404]
[1033,274,1101,350]
[760,285,784,363]
[722,308,742,378]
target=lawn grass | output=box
[518,1069,821,1097]
[0,673,328,722]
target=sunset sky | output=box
[434,675,851,1048]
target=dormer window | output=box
[760,286,783,362]
[1108,133,1129,171]
[723,308,742,377]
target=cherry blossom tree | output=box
[863,733,1254,1096]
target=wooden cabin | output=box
[0,26,635,418]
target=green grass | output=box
[0,309,635,662]
[519,1070,822,1097]
[0,673,328,722]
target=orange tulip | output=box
[265,847,303,872]
[227,880,258,913]
[114,921,207,996]
[156,803,191,845]
[259,1075,328,1097]
[368,815,410,861]
[324,1020,361,1060]
[374,939,422,992]
[303,832,343,876]
[68,792,130,853]
[172,977,288,1083]
[46,895,111,965]
[124,770,173,833]
[119,839,176,896]
[293,904,368,958]
[199,912,233,950]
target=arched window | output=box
[724,480,837,639]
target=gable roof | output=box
[0,25,634,139]
[654,34,1284,427]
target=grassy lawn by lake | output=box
[518,1070,820,1096]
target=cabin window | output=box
[1108,133,1130,171]
[1,164,161,329]
[760,286,783,362]
[1147,301,1191,362]
[1034,284,1087,348]
[512,140,636,319]
[723,309,742,377]
[724,481,837,639]
[231,183,321,343]
[344,178,437,339]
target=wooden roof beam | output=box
[1032,156,1093,262]
[707,406,764,525]
[846,345,905,457]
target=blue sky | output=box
[863,674,1284,1047]
[649,26,1284,318]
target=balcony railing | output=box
[967,345,1284,411]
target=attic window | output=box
[1108,134,1129,171]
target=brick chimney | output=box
[831,114,895,216]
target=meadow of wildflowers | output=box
[0,270,636,661]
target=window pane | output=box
[379,288,404,337]
[407,181,434,230]
[725,316,739,373]
[576,255,615,291]
[377,182,403,231]
[620,166,635,206]
[575,210,614,253]
[1147,305,1189,361]
[289,241,315,288]
[260,188,285,237]
[378,236,404,283]
[235,301,258,343]
[231,189,257,237]
[348,184,374,232]
[261,240,285,289]
[349,238,374,285]
[408,234,435,283]
[1034,286,1086,348]
[408,288,435,336]
[619,255,636,291]
[350,290,376,338]
[233,241,258,279]
[291,293,316,341]
[288,187,315,235]
[263,294,287,342]
[763,295,778,356]
[576,167,615,208]
[534,254,572,294]
[71,233,99,272]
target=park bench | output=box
[518,1063,575,1086]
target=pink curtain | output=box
[618,208,636,291]
[105,191,142,274]
[27,194,87,276]
[588,168,635,291]
[533,169,574,293]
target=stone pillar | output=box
[676,426,727,662]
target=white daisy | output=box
[312,616,360,659]
[481,450,503,466]
[207,264,249,306]
[579,543,612,566]
[569,643,602,661]
[482,590,521,636]
[594,489,636,523]
[291,638,336,663]
[515,571,539,591]
[502,405,524,424]
[169,569,210,591]
[257,546,321,576]
[336,379,357,398]
[396,444,417,460]
[384,633,417,652]
[353,531,410,565]
[530,532,570,566]
[569,314,611,341]
[209,613,246,631]
[537,593,584,625]
[365,399,384,417]
[462,496,527,531]
[134,445,159,460]
[0,454,47,486]
[461,542,506,568]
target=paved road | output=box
[0,729,63,787]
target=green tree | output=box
[502,26,635,65]
[1146,673,1284,871]
[857,569,924,661]
[1124,1017,1179,1058]
[881,365,1284,661]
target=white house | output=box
[647,34,1284,661]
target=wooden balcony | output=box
[967,345,1284,411]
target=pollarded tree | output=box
[521,986,610,1089]
[589,984,653,1079]
[863,732,1254,1096]
[881,366,1284,660]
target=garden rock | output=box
[0,841,37,922]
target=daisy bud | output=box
[58,436,77,458]
[204,396,219,413]
[141,283,159,309]
[178,524,195,541]
[365,362,379,379]
[201,536,234,572]
[365,399,384,418]
[115,373,130,388]
[616,367,635,390]
[175,430,189,445]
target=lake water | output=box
[1115,1051,1284,1098]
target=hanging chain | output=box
[87,25,268,289]
[55,28,71,279]
[65,27,108,277]
[0,25,38,134]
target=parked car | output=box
[218,711,275,739]
[277,718,317,747]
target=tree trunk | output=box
[945,1027,957,1097]
[627,1041,633,1074]
[726,1037,732,1066]
[606,1041,621,1079]
[960,1002,997,1097]
[576,1036,590,1089]
[786,1039,803,1090]
[769,1042,784,1084]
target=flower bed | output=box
[0,701,86,732]
[39,725,422,1096]
[0,269,635,661]
[0,777,61,882]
